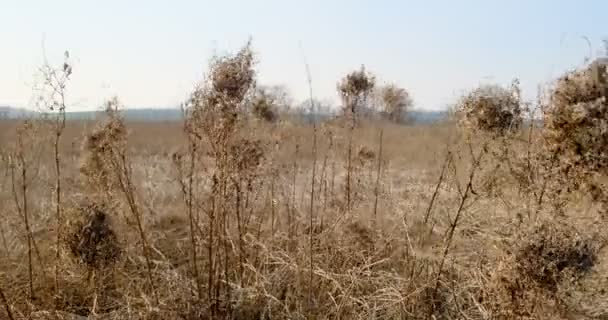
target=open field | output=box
[1,112,608,319]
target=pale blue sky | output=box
[1,0,606,111]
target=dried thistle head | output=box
[456,81,522,136]
[187,42,257,149]
[209,42,255,102]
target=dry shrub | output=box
[543,59,608,204]
[515,222,596,291]
[79,99,127,194]
[210,41,256,102]
[487,221,600,319]
[338,66,375,121]
[356,145,375,162]
[250,88,278,122]
[64,204,121,269]
[457,81,522,135]
[378,83,412,123]
[188,42,256,150]
[229,138,265,175]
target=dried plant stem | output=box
[303,55,317,312]
[0,222,8,258]
[290,144,299,242]
[207,187,216,310]
[180,136,203,301]
[52,100,66,307]
[430,143,484,316]
[320,134,333,228]
[0,284,14,320]
[423,152,451,224]
[345,125,353,213]
[372,129,383,227]
[232,178,245,285]
[10,151,36,300]
[270,171,276,237]
[113,152,159,304]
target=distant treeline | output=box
[0,106,448,124]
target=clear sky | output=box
[1,0,606,111]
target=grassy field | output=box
[1,43,608,319]
[0,113,607,320]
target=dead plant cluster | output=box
[64,204,121,269]
[456,81,523,136]
[2,44,608,320]
[542,59,608,205]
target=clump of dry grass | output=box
[79,98,127,197]
[456,81,522,135]
[485,219,604,319]
[64,204,121,269]
[542,59,608,204]
[516,222,597,291]
[250,87,279,122]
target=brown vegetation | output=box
[1,45,608,320]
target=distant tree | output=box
[377,84,413,123]
[295,98,334,124]
[250,85,292,122]
[337,66,375,124]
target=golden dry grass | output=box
[0,114,607,319]
[1,45,607,319]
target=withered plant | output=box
[378,83,413,123]
[457,80,522,136]
[185,41,260,315]
[36,50,72,304]
[81,98,158,304]
[9,120,45,301]
[542,58,608,210]
[337,66,375,212]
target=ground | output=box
[0,117,607,319]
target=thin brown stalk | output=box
[232,178,245,285]
[372,129,383,227]
[270,170,276,237]
[345,126,353,213]
[423,152,451,224]
[0,284,14,320]
[112,150,159,305]
[176,127,203,301]
[10,145,36,300]
[430,142,485,316]
[290,144,299,242]
[42,64,68,307]
[302,53,318,312]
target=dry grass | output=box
[1,49,608,320]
